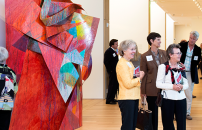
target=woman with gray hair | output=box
[0,47,18,130]
[156,44,188,130]
[116,40,144,130]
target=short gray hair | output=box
[166,44,181,59]
[0,47,8,63]
[118,40,136,56]
[190,31,199,39]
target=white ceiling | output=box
[155,0,202,25]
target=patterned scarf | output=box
[164,61,185,84]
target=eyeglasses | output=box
[173,52,182,55]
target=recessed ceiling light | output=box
[193,0,202,13]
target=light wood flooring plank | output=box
[77,72,202,130]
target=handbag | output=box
[136,96,153,130]
[155,90,163,107]
[155,90,166,107]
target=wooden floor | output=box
[77,73,202,130]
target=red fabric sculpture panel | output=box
[5,0,99,129]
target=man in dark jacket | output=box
[179,31,201,120]
[104,39,119,104]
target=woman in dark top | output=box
[0,47,18,130]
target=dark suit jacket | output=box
[104,47,118,74]
[179,42,201,83]
[140,49,167,96]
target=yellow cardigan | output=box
[116,58,141,100]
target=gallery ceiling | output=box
[155,0,202,25]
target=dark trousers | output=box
[118,100,139,130]
[106,72,119,103]
[161,98,186,130]
[200,59,202,75]
[0,110,12,130]
[147,96,158,130]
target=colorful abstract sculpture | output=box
[5,0,99,129]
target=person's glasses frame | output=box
[173,52,182,55]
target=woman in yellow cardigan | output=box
[116,40,145,130]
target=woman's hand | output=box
[179,62,186,70]
[141,94,147,98]
[177,84,183,90]
[139,71,145,80]
[136,72,140,77]
[173,84,181,91]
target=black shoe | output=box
[192,95,196,98]
[114,99,118,102]
[106,101,117,104]
[200,77,202,79]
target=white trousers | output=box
[185,72,194,115]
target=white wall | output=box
[191,18,202,46]
[166,14,175,49]
[150,2,166,50]
[109,0,149,53]
[72,0,104,99]
[175,18,202,46]
[0,0,5,47]
[175,25,191,44]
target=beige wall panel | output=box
[175,25,191,44]
[72,0,104,99]
[150,2,166,50]
[166,14,175,49]
[191,18,202,46]
[109,0,149,54]
[104,0,109,98]
[175,18,202,46]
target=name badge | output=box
[127,62,132,68]
[194,56,198,61]
[146,55,153,61]
[113,53,116,57]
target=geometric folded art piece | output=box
[5,0,99,129]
